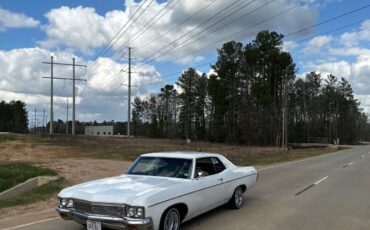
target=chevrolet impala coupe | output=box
[56,152,258,230]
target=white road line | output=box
[259,158,313,171]
[348,162,354,166]
[259,147,359,171]
[1,217,59,230]
[314,176,328,185]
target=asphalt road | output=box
[1,146,370,230]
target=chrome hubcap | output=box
[234,187,243,207]
[164,209,180,230]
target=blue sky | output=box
[1,0,370,122]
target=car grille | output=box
[74,200,125,218]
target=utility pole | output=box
[42,56,54,135]
[72,58,76,135]
[42,57,86,136]
[127,47,132,138]
[282,67,289,150]
[34,108,37,133]
[66,99,69,135]
[42,108,46,136]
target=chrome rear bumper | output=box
[56,207,153,230]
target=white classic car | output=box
[57,152,258,230]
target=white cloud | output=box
[329,47,370,57]
[306,60,351,79]
[39,0,318,62]
[39,6,118,54]
[283,40,298,52]
[86,57,162,96]
[299,0,342,8]
[0,8,40,31]
[339,20,370,47]
[303,35,333,54]
[302,57,370,114]
[0,47,163,122]
[304,55,370,98]
[354,94,370,115]
[298,18,370,115]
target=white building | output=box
[85,126,114,136]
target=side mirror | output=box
[196,170,204,178]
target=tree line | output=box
[131,30,370,145]
[0,100,28,133]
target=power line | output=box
[139,0,219,52]
[285,3,370,38]
[88,0,280,93]
[87,0,155,74]
[82,0,156,100]
[162,18,370,83]
[141,0,274,65]
[295,18,369,43]
[83,0,225,96]
[162,62,213,80]
[111,0,182,61]
[77,54,130,98]
[139,2,370,68]
[79,1,370,103]
[139,0,251,64]
[82,0,276,93]
[86,0,150,73]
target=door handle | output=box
[218,178,224,182]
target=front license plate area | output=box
[87,220,102,230]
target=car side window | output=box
[212,157,226,173]
[196,157,217,177]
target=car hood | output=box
[58,174,181,205]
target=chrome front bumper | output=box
[56,207,153,230]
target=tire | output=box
[229,186,244,209]
[160,207,181,230]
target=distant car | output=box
[56,152,258,230]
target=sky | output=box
[1,0,370,125]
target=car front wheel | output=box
[160,208,180,230]
[229,186,244,209]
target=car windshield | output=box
[127,157,192,179]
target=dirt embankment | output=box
[0,140,131,219]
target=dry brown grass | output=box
[0,134,344,166]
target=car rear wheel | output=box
[229,186,244,209]
[160,208,180,230]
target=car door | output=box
[192,157,226,213]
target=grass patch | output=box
[0,162,57,192]
[1,134,348,167]
[0,178,63,208]
[34,135,348,166]
[0,133,53,145]
[224,147,346,166]
[0,134,19,143]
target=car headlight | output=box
[127,207,135,217]
[136,207,144,218]
[126,206,145,218]
[60,198,67,207]
[60,198,74,208]
[67,199,74,208]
